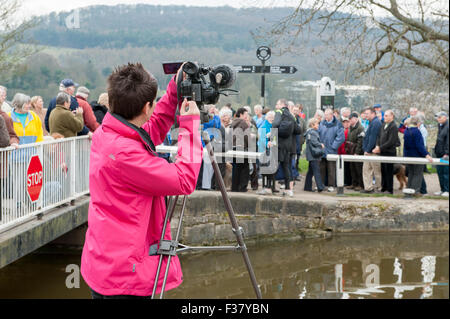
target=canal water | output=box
[0,232,448,299]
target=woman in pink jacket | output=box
[81,63,203,298]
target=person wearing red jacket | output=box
[75,86,100,132]
[81,63,203,298]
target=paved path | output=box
[230,172,448,203]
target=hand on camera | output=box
[180,98,200,116]
[176,62,187,84]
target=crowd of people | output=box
[0,81,110,148]
[192,100,449,199]
[0,78,448,200]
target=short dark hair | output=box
[363,107,375,114]
[108,63,158,120]
[235,107,248,118]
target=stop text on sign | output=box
[27,171,43,187]
[26,155,44,202]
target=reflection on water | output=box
[0,232,448,299]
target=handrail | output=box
[0,136,91,233]
[326,154,448,195]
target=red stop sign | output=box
[27,155,44,202]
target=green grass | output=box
[426,165,437,174]
[298,158,309,174]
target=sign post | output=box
[26,155,43,203]
[234,46,298,109]
[256,46,271,108]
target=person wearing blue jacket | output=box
[403,116,433,196]
[361,106,382,193]
[318,108,345,192]
[197,108,221,190]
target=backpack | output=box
[277,110,294,138]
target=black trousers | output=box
[344,162,352,186]
[380,153,395,193]
[279,156,292,190]
[232,160,249,192]
[350,162,364,188]
[262,174,275,190]
[381,163,394,193]
[91,289,150,299]
[304,160,325,191]
[250,162,259,190]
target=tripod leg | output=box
[151,195,178,299]
[203,135,262,299]
[159,195,187,299]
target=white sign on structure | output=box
[319,77,335,96]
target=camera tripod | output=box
[150,132,262,299]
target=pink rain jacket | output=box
[81,78,203,296]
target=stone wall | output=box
[172,192,449,245]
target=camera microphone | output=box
[210,64,236,88]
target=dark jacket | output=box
[91,101,109,124]
[318,116,345,157]
[295,115,306,155]
[377,121,400,156]
[363,117,382,153]
[305,128,324,161]
[404,126,429,158]
[45,95,89,135]
[272,107,301,161]
[434,120,449,158]
[231,118,250,151]
[347,121,364,155]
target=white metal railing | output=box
[155,145,263,161]
[327,154,449,195]
[0,136,91,232]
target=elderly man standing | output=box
[253,104,265,129]
[318,108,345,192]
[75,86,100,132]
[45,79,89,135]
[347,112,365,190]
[373,110,400,194]
[434,112,449,197]
[49,92,84,138]
[361,107,382,193]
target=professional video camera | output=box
[163,61,238,123]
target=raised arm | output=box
[142,76,178,146]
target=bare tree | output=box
[254,0,449,82]
[0,0,39,75]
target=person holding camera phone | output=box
[81,63,203,299]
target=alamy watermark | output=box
[65,9,80,29]
[65,264,80,289]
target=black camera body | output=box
[163,61,237,123]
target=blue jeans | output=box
[436,165,449,192]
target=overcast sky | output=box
[21,0,298,16]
